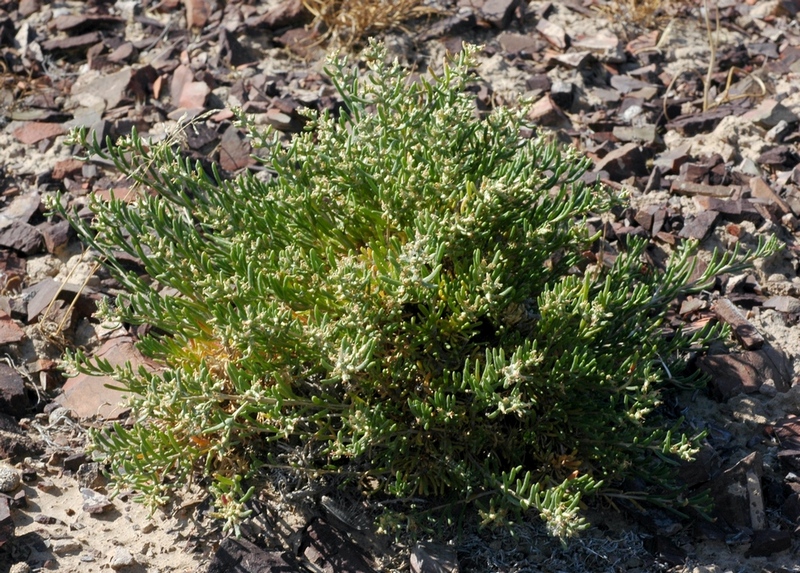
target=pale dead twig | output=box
[301,0,441,50]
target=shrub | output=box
[57,42,774,539]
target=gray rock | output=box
[109,547,136,570]
[0,464,20,492]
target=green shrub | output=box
[57,42,774,539]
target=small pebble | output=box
[0,465,21,492]
[52,539,82,556]
[109,548,136,570]
[81,488,113,514]
[10,563,32,573]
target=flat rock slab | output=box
[698,346,792,400]
[55,336,157,419]
[0,363,29,418]
[0,310,26,345]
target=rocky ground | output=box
[1,0,800,571]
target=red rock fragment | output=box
[498,32,543,57]
[594,143,648,180]
[743,99,799,129]
[108,42,136,63]
[0,220,42,255]
[625,30,658,54]
[12,122,66,145]
[218,125,254,172]
[57,337,158,419]
[51,159,84,181]
[0,311,25,345]
[0,363,29,417]
[40,31,102,52]
[18,0,40,17]
[171,64,194,105]
[179,80,210,109]
[699,345,791,401]
[763,296,800,314]
[535,19,567,50]
[712,297,764,350]
[548,50,592,68]
[53,14,122,32]
[775,415,800,471]
[611,125,659,145]
[184,0,211,29]
[37,221,72,255]
[666,107,738,136]
[749,177,791,214]
[527,94,568,127]
[481,0,520,28]
[572,31,619,52]
[678,210,719,240]
[671,181,738,198]
[653,145,691,174]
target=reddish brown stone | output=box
[184,0,211,29]
[178,80,210,109]
[51,159,85,181]
[41,31,102,52]
[53,14,122,32]
[671,181,738,198]
[499,32,544,56]
[107,42,136,63]
[678,210,719,240]
[0,220,42,255]
[18,0,40,17]
[749,177,791,215]
[56,337,158,419]
[743,99,799,129]
[698,345,792,401]
[481,0,520,28]
[535,18,566,49]
[527,94,568,127]
[218,125,254,172]
[714,297,765,350]
[37,221,72,255]
[594,143,648,180]
[0,363,29,418]
[0,311,25,345]
[12,122,66,145]
[24,278,97,324]
[170,64,194,106]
